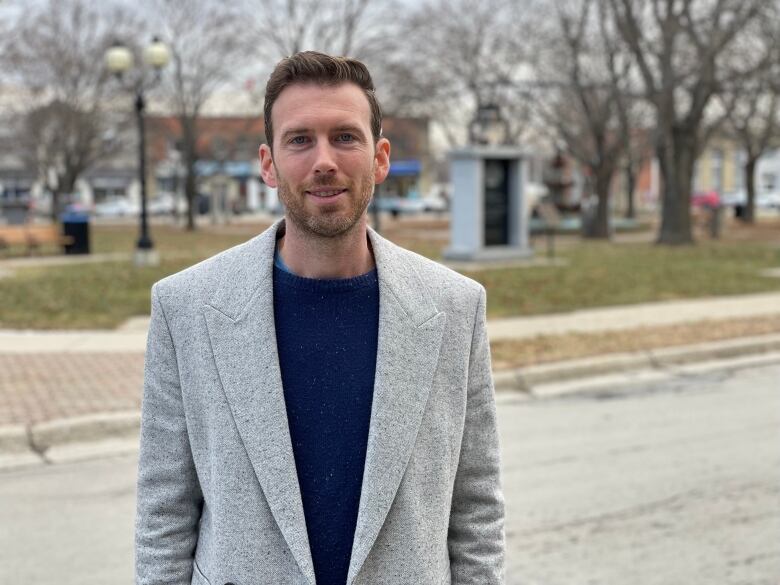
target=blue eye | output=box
[336,133,355,142]
[289,136,308,145]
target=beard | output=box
[276,167,375,239]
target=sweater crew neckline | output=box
[272,263,378,293]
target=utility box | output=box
[444,146,532,261]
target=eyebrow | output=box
[280,128,311,142]
[280,125,367,142]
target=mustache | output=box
[308,175,341,187]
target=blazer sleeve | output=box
[135,284,203,585]
[448,286,506,584]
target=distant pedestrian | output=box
[135,51,504,585]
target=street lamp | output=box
[106,37,170,266]
[469,103,510,146]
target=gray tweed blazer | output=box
[135,220,504,585]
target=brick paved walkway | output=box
[0,353,143,425]
[2,290,780,429]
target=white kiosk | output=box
[444,145,532,261]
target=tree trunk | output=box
[181,116,198,231]
[184,157,197,231]
[625,164,636,220]
[656,129,695,245]
[583,169,612,239]
[49,171,78,222]
[742,157,757,224]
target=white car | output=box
[421,196,448,212]
[721,191,780,209]
[93,197,140,218]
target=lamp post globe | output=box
[144,37,170,69]
[106,43,133,74]
[105,38,169,266]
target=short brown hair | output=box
[263,51,383,149]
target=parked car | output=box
[30,193,85,217]
[691,191,721,208]
[370,196,417,216]
[721,190,780,209]
[93,197,139,218]
[147,194,186,216]
[421,195,448,212]
[371,195,448,216]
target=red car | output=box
[691,191,721,208]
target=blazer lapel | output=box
[347,230,446,585]
[202,221,316,585]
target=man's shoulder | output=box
[401,245,481,290]
[378,236,484,309]
[153,229,272,308]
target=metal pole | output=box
[136,91,153,250]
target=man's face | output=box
[259,82,390,238]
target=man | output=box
[136,51,504,585]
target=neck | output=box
[277,217,375,279]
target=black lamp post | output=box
[106,37,170,266]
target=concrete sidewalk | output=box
[486,291,780,340]
[2,290,780,353]
[2,291,780,468]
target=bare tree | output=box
[608,0,770,244]
[531,0,632,238]
[248,0,394,61]
[1,0,135,220]
[379,0,529,147]
[18,101,126,219]
[597,0,652,221]
[150,0,253,230]
[726,95,780,224]
[720,17,780,224]
[613,94,653,221]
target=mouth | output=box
[306,188,347,198]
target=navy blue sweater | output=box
[273,263,379,585]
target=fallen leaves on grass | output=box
[491,315,780,370]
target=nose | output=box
[312,141,337,175]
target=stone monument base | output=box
[443,245,534,262]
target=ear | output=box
[259,144,278,188]
[373,137,391,185]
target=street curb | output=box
[494,333,780,392]
[1,333,780,466]
[0,412,140,470]
[0,424,32,454]
[30,411,140,453]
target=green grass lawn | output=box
[89,222,262,257]
[0,223,259,329]
[0,259,193,329]
[1,222,779,329]
[465,240,780,318]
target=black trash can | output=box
[60,209,90,254]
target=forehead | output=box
[271,82,372,134]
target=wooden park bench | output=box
[0,224,73,255]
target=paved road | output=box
[0,453,136,584]
[1,361,778,584]
[502,361,780,585]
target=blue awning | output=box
[389,159,421,177]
